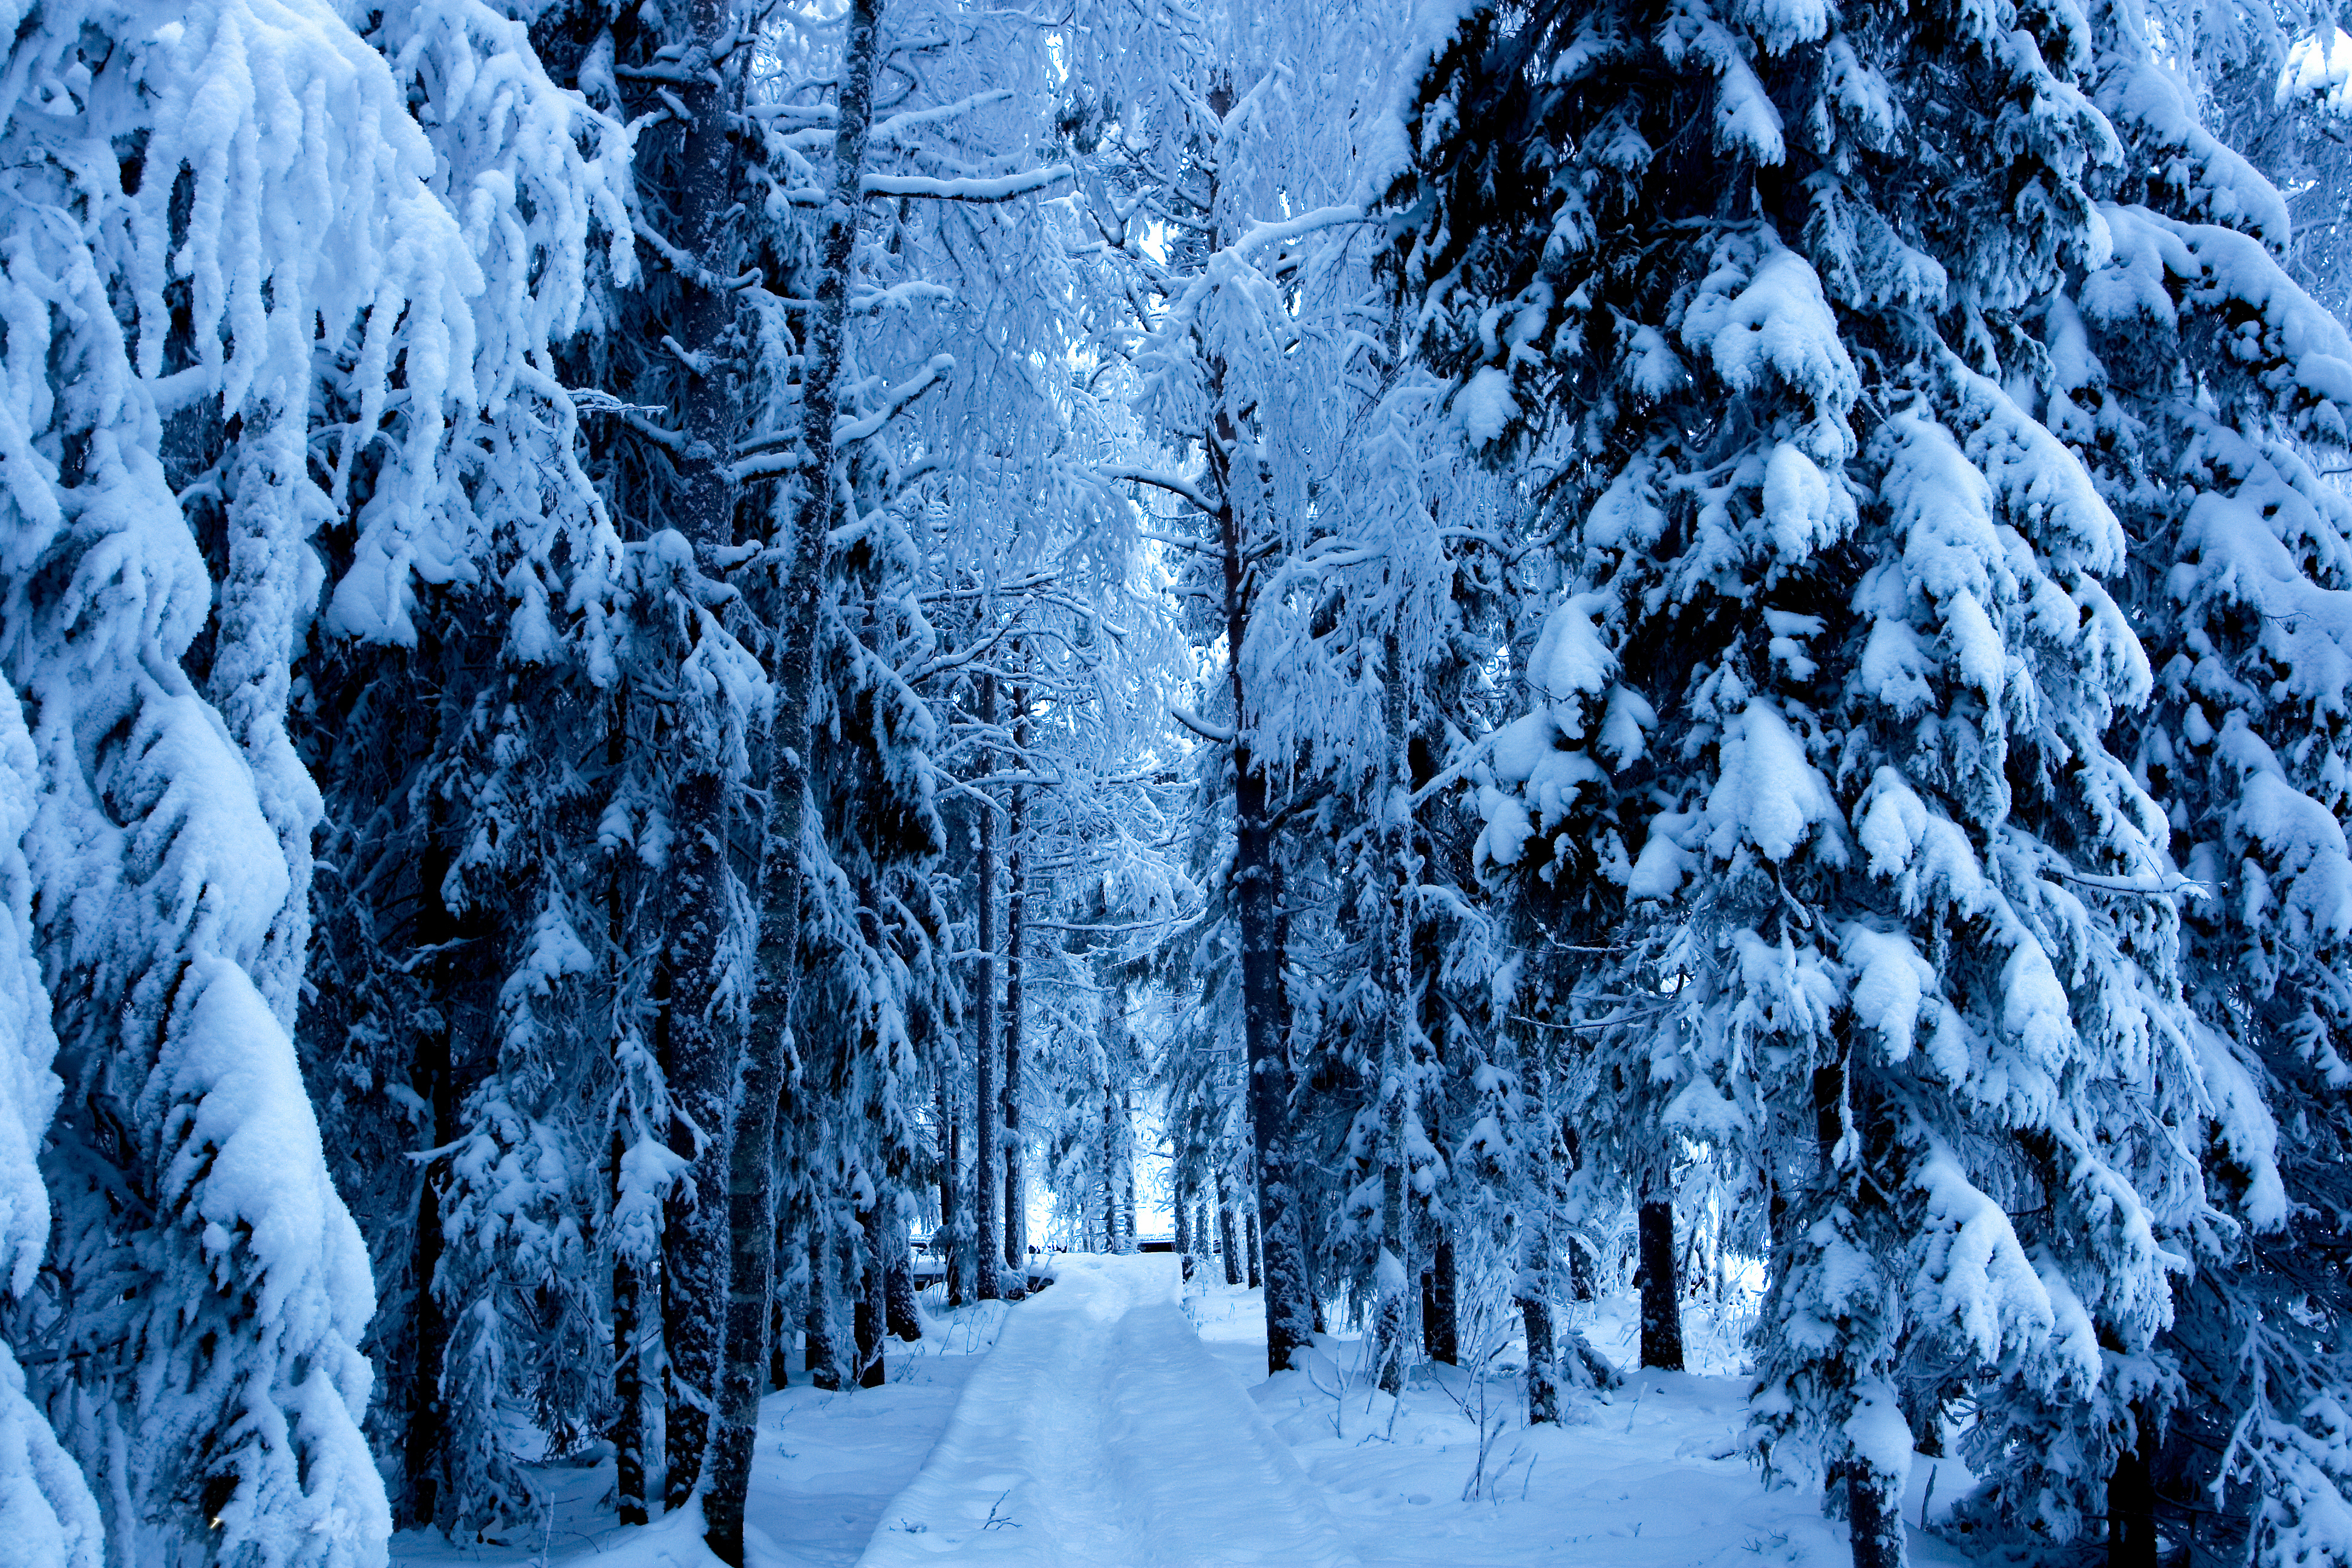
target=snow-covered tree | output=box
[1400,0,2228,1558]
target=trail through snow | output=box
[856,1253,1357,1567]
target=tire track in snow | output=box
[854,1253,1359,1567]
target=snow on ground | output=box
[388,1298,1013,1568]
[392,1256,1980,1568]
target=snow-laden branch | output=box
[1410,730,1502,807]
[1106,465,1218,516]
[871,88,1014,145]
[1230,203,1368,259]
[861,165,1073,202]
[1170,705,1234,744]
[835,353,955,443]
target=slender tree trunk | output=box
[973,676,1001,1300]
[1423,1230,1457,1367]
[603,695,652,1527]
[1221,483,1310,1373]
[1637,1191,1684,1371]
[1520,1295,1558,1425]
[1101,1088,1118,1251]
[938,1074,965,1306]
[805,1223,841,1391]
[1517,1010,1562,1422]
[1245,1203,1263,1292]
[1002,724,1028,1287]
[700,0,885,1546]
[1811,1060,1908,1568]
[610,1131,650,1526]
[1119,1089,1138,1250]
[2106,1417,2157,1568]
[1372,632,1414,1396]
[1175,1165,1194,1256]
[856,1204,887,1388]
[1220,1198,1241,1287]
[404,832,462,1529]
[886,1230,922,1342]
[647,0,765,1514]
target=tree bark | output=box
[856,1204,887,1388]
[403,832,462,1530]
[1422,1230,1458,1367]
[886,1232,922,1342]
[938,1073,965,1306]
[1219,1198,1241,1287]
[646,0,765,1512]
[2106,1419,2157,1568]
[1636,1194,1685,1371]
[973,676,1001,1301]
[1002,718,1028,1286]
[805,1223,841,1391]
[609,1131,650,1526]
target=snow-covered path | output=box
[855,1254,1358,1568]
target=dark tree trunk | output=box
[403,832,463,1530]
[603,697,652,1527]
[1002,728,1027,1281]
[938,1074,965,1307]
[805,1224,841,1391]
[1422,1229,1458,1366]
[856,1205,887,1388]
[886,1232,922,1342]
[1102,1088,1119,1252]
[1568,1234,1595,1302]
[644,0,774,1506]
[973,676,1001,1301]
[1636,1195,1684,1371]
[1245,1203,1263,1291]
[1811,1059,1909,1568]
[609,1132,650,1527]
[1220,1200,1241,1287]
[702,0,882,1546]
[1120,1089,1138,1248]
[1175,1164,1194,1256]
[768,1290,791,1396]
[1520,1296,1558,1425]
[1843,1459,1907,1568]
[1225,566,1308,1370]
[2107,1421,2157,1568]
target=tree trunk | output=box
[1119,1089,1138,1250]
[1175,1164,1194,1257]
[856,1204,887,1388]
[938,1073,965,1307]
[1245,1203,1263,1291]
[403,832,462,1529]
[609,1132,650,1526]
[1843,1459,1907,1568]
[1520,1295,1558,1425]
[805,1223,841,1390]
[973,676,1001,1301]
[1223,513,1310,1372]
[886,1237,922,1342]
[1002,725,1028,1285]
[1422,1230,1458,1366]
[1220,1200,1241,1287]
[1636,1194,1684,1371]
[645,0,768,1512]
[1102,1088,1119,1252]
[2107,1420,2157,1568]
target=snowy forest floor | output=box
[390,1255,1987,1568]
